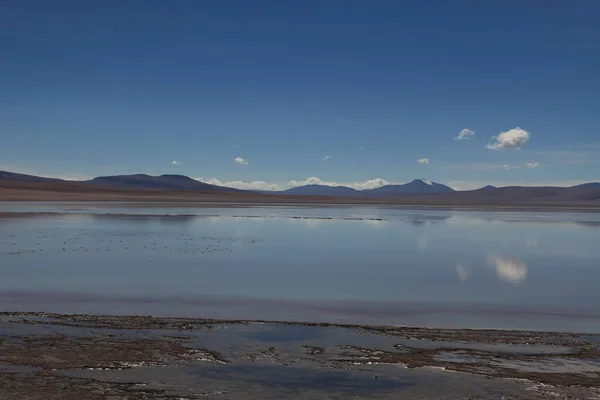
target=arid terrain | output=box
[2,180,600,211]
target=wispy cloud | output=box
[486,127,531,150]
[417,158,430,165]
[224,180,278,191]
[454,163,543,172]
[348,178,390,190]
[287,177,390,190]
[197,176,391,191]
[321,155,332,161]
[196,177,281,191]
[234,157,248,165]
[455,128,475,141]
[530,147,600,166]
[172,160,179,165]
[453,163,511,172]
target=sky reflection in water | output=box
[1,207,600,332]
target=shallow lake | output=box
[2,204,600,333]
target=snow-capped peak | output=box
[419,179,433,186]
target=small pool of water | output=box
[396,339,575,354]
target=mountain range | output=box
[0,171,454,196]
[274,179,455,197]
[1,170,600,206]
[0,171,238,192]
[88,174,239,192]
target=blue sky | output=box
[1,0,599,190]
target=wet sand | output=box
[1,313,599,399]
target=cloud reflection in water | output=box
[455,263,471,282]
[487,256,528,284]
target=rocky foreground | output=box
[1,312,600,399]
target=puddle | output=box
[490,358,600,374]
[396,339,575,354]
[433,351,481,364]
[240,324,324,342]
[191,364,410,392]
[0,362,41,374]
[60,364,411,397]
[57,361,595,399]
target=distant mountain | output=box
[368,179,454,195]
[0,171,239,192]
[86,174,238,192]
[432,186,600,204]
[571,182,600,189]
[273,179,454,197]
[280,184,361,196]
[3,170,600,205]
[478,185,497,190]
[0,170,65,183]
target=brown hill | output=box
[2,170,600,209]
[2,180,600,210]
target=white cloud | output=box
[234,157,248,165]
[198,176,389,191]
[198,177,223,186]
[287,176,390,190]
[195,177,281,191]
[417,158,430,165]
[455,128,475,140]
[487,256,527,284]
[172,160,179,165]
[525,162,541,168]
[223,180,280,191]
[352,178,390,190]
[502,164,520,170]
[321,155,332,161]
[288,177,331,187]
[486,127,531,150]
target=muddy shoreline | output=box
[2,312,599,399]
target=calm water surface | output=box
[2,204,600,332]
